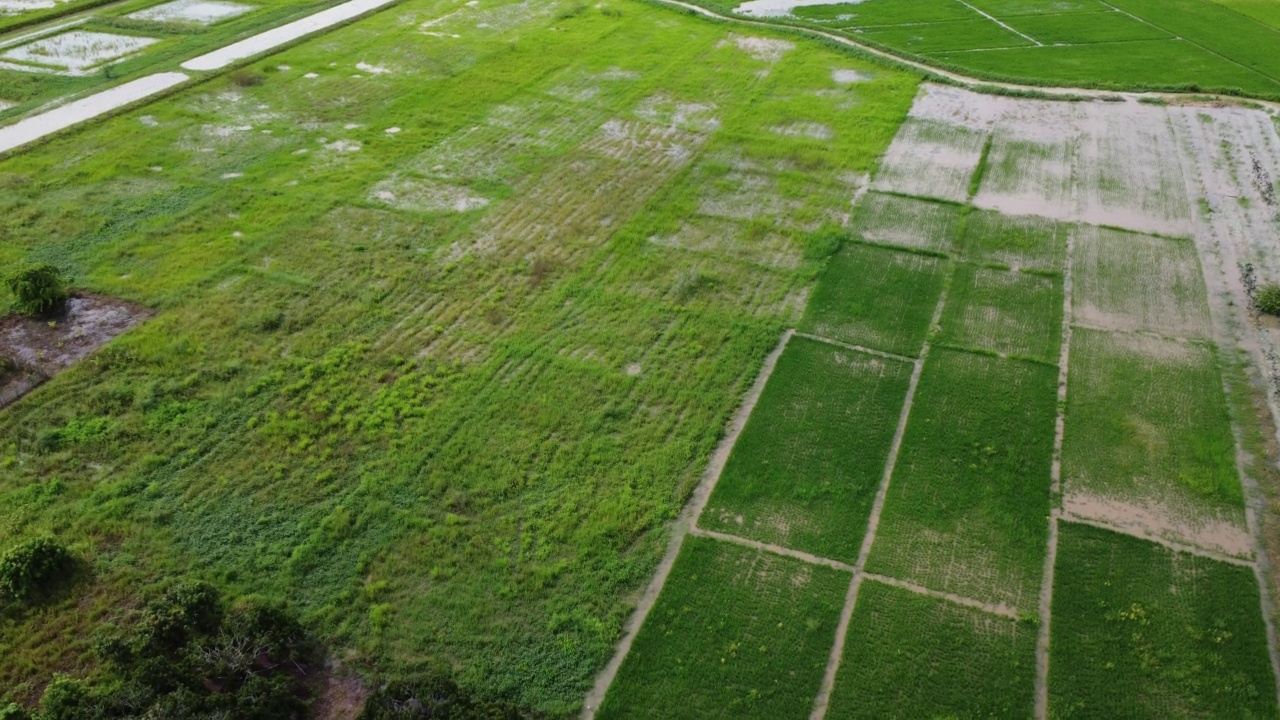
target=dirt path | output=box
[180,0,399,71]
[579,329,794,719]
[1034,218,1076,719]
[0,72,188,154]
[794,331,917,364]
[863,572,1018,619]
[690,527,856,572]
[808,280,951,720]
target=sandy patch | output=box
[0,0,60,13]
[128,0,255,24]
[355,60,390,74]
[370,176,489,212]
[2,31,158,75]
[831,68,869,84]
[770,121,832,140]
[719,34,793,62]
[1063,492,1252,558]
[732,0,857,17]
[323,139,361,152]
[0,294,152,408]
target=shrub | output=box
[0,701,31,720]
[1257,282,1280,316]
[4,264,68,316]
[0,538,73,601]
[360,675,550,720]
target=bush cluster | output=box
[0,538,73,601]
[1257,282,1280,317]
[4,264,68,316]
[360,675,550,720]
[26,581,313,719]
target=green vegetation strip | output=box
[1049,522,1277,718]
[827,580,1037,719]
[868,348,1057,608]
[702,336,913,562]
[799,243,949,358]
[597,536,848,719]
[936,263,1062,364]
[1062,328,1242,511]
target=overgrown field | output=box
[0,0,921,711]
[686,0,1280,96]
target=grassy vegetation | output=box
[1062,328,1243,513]
[873,118,987,203]
[1071,227,1211,338]
[827,581,1037,719]
[702,336,912,561]
[798,243,948,357]
[596,536,848,719]
[959,208,1069,273]
[849,192,962,255]
[0,0,920,710]
[686,0,1280,97]
[1049,522,1277,718]
[936,263,1062,364]
[868,348,1057,608]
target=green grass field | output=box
[1049,522,1276,718]
[828,580,1037,719]
[0,0,920,708]
[1062,328,1243,516]
[868,348,1057,609]
[936,263,1062,364]
[691,0,1280,96]
[959,209,1069,274]
[701,336,912,561]
[799,242,948,357]
[596,536,848,719]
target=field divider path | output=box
[690,527,856,572]
[1034,216,1076,719]
[863,573,1019,618]
[580,329,795,719]
[794,331,917,364]
[951,0,1042,46]
[808,279,952,720]
[1059,512,1257,567]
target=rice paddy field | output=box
[4,0,1280,714]
[689,0,1280,97]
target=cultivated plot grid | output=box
[595,83,1280,719]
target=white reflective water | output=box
[732,0,863,18]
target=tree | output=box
[0,538,73,601]
[5,264,68,316]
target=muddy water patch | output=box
[1063,492,1252,559]
[0,294,152,408]
[718,34,794,62]
[369,176,489,213]
[128,0,255,24]
[2,31,158,75]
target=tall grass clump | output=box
[1256,282,1280,316]
[4,264,67,316]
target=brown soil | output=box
[0,292,152,408]
[310,669,370,720]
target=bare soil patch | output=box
[0,293,151,408]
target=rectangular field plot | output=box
[828,581,1036,719]
[1004,9,1173,43]
[127,0,256,24]
[702,336,913,561]
[1072,225,1211,339]
[961,0,1112,15]
[799,243,948,357]
[872,117,989,202]
[867,349,1057,609]
[1061,329,1249,556]
[1049,522,1277,719]
[859,19,1035,54]
[936,264,1062,364]
[597,537,847,719]
[973,133,1075,224]
[1,31,158,74]
[792,0,976,24]
[849,192,961,255]
[960,208,1069,273]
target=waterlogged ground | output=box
[0,0,917,710]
